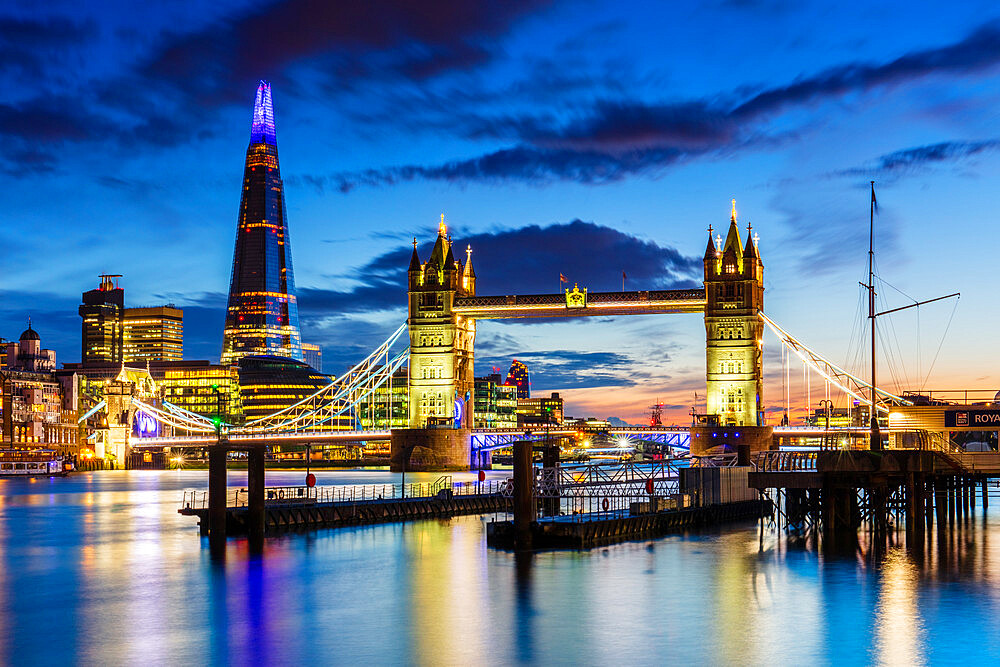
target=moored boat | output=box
[0,450,73,477]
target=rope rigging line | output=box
[759,311,911,413]
[242,349,409,433]
[920,295,960,391]
[242,323,407,427]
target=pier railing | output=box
[180,476,509,510]
[753,451,818,472]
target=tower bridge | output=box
[119,200,914,471]
[397,200,767,469]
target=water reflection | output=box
[873,549,924,666]
[1,472,1000,663]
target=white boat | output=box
[0,450,72,477]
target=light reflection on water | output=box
[1,470,1000,664]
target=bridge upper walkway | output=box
[453,288,705,319]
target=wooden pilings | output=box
[512,439,534,550]
[247,446,265,550]
[208,446,228,552]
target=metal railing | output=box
[180,476,510,510]
[753,450,818,472]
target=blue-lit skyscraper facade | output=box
[221,81,303,365]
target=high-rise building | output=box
[124,306,183,363]
[301,343,322,371]
[79,275,124,365]
[221,81,303,366]
[505,359,531,399]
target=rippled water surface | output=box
[2,469,999,665]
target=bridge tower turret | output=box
[704,200,764,427]
[406,215,477,430]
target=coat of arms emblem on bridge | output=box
[565,284,587,309]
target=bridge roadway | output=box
[130,426,693,450]
[130,425,878,451]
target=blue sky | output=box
[3,0,999,423]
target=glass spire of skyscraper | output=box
[221,81,303,365]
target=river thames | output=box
[1,469,999,665]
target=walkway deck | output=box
[180,491,511,535]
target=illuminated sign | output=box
[453,398,464,428]
[945,410,1000,428]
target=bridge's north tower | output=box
[703,200,764,427]
[405,216,477,429]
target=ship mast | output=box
[868,182,881,451]
[864,181,958,451]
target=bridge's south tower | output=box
[704,200,764,427]
[405,216,477,429]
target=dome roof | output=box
[19,327,40,342]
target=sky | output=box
[3,0,1000,424]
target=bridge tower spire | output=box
[405,218,477,432]
[703,199,764,428]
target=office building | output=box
[355,368,409,430]
[79,274,124,365]
[474,373,518,429]
[220,81,303,365]
[124,306,183,363]
[159,361,241,423]
[516,392,564,426]
[301,343,322,371]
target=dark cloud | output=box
[0,0,551,171]
[297,220,700,317]
[333,21,1000,188]
[835,139,1000,180]
[0,16,96,81]
[328,145,693,191]
[732,23,1000,119]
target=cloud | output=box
[834,139,1000,180]
[332,21,1000,188]
[0,0,552,172]
[477,349,641,390]
[0,16,96,82]
[297,219,701,318]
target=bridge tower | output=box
[392,216,478,471]
[703,200,764,428]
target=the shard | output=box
[221,81,303,365]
